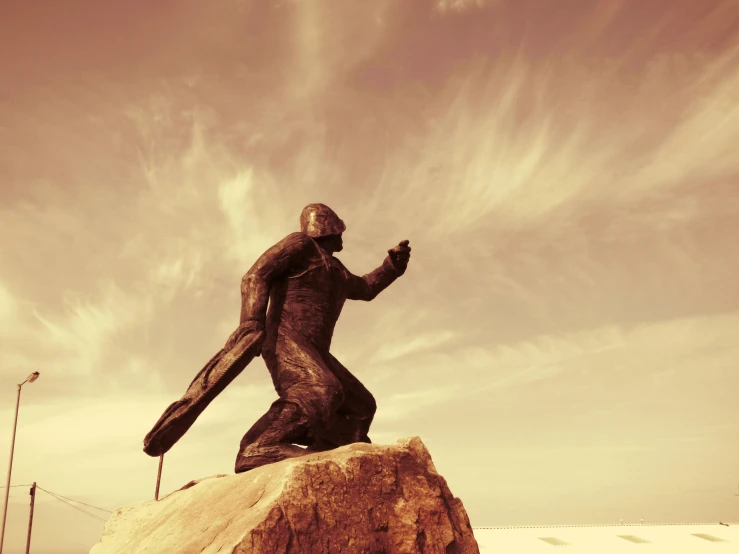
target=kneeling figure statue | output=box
[143,203,411,473]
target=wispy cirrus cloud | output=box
[435,0,498,14]
[360,311,739,422]
[377,384,466,423]
[0,281,17,326]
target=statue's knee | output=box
[367,393,377,417]
[356,392,376,419]
[300,386,344,424]
[328,386,345,412]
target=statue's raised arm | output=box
[343,240,412,301]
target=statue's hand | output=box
[388,240,411,271]
[225,320,265,354]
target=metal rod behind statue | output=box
[155,455,164,501]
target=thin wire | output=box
[37,486,112,515]
[37,488,108,523]
[0,484,31,489]
[36,486,112,513]
[38,488,107,523]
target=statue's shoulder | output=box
[331,256,348,270]
[279,232,314,250]
[331,256,354,278]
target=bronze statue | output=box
[144,204,411,473]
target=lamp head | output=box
[27,372,40,383]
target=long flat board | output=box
[143,330,265,457]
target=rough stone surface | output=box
[90,437,479,554]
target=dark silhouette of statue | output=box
[144,204,411,473]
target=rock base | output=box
[90,437,479,554]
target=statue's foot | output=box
[305,439,336,453]
[235,443,310,473]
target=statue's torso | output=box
[266,240,348,352]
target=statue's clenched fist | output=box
[388,240,411,271]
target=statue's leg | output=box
[310,354,376,450]
[235,401,313,473]
[330,353,376,443]
[238,399,310,454]
[235,336,344,472]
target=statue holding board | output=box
[144,203,411,473]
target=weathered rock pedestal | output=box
[90,437,479,554]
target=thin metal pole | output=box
[25,482,36,554]
[155,455,164,501]
[0,385,22,554]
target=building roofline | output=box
[472,522,737,530]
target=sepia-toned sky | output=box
[1,0,739,551]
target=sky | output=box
[1,0,738,551]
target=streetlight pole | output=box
[25,482,36,554]
[0,372,40,554]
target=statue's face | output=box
[331,233,344,253]
[316,233,343,253]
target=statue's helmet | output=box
[299,203,346,238]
